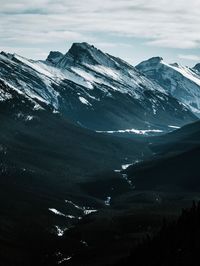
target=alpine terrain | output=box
[0,42,200,266]
[0,43,197,135]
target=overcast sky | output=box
[1,0,200,66]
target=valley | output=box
[0,42,200,265]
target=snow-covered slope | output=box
[0,52,60,109]
[0,44,197,132]
[136,57,200,116]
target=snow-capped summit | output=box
[137,56,163,69]
[136,57,200,116]
[55,42,119,69]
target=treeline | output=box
[116,201,200,266]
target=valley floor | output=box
[0,188,198,266]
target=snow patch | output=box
[97,128,163,135]
[121,163,132,170]
[25,115,34,121]
[0,89,12,102]
[122,173,134,187]
[14,54,54,78]
[65,200,98,216]
[162,61,200,87]
[71,67,95,88]
[83,209,97,215]
[168,125,180,129]
[54,226,68,237]
[80,240,88,247]
[79,96,91,106]
[48,208,80,219]
[105,196,111,206]
[58,256,72,264]
[86,64,121,80]
[114,169,121,173]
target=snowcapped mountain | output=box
[136,57,200,117]
[0,43,196,132]
[1,43,200,266]
[0,77,155,266]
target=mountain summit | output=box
[137,57,200,116]
[51,42,121,69]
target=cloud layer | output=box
[1,0,200,60]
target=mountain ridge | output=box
[136,56,200,116]
[0,42,196,133]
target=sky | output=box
[1,0,200,66]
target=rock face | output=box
[0,43,197,133]
[194,63,200,73]
[46,51,64,65]
[136,57,200,117]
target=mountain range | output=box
[0,42,197,134]
[1,42,200,265]
[137,56,200,117]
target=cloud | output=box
[178,54,200,61]
[1,0,200,58]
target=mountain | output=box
[0,78,155,265]
[148,119,200,155]
[0,43,196,134]
[125,146,200,191]
[0,42,199,265]
[0,78,151,188]
[123,120,200,192]
[136,57,200,117]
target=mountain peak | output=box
[57,42,117,68]
[136,56,163,70]
[194,63,200,72]
[46,51,64,65]
[146,56,163,64]
[70,42,95,50]
[0,51,15,60]
[66,42,98,64]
